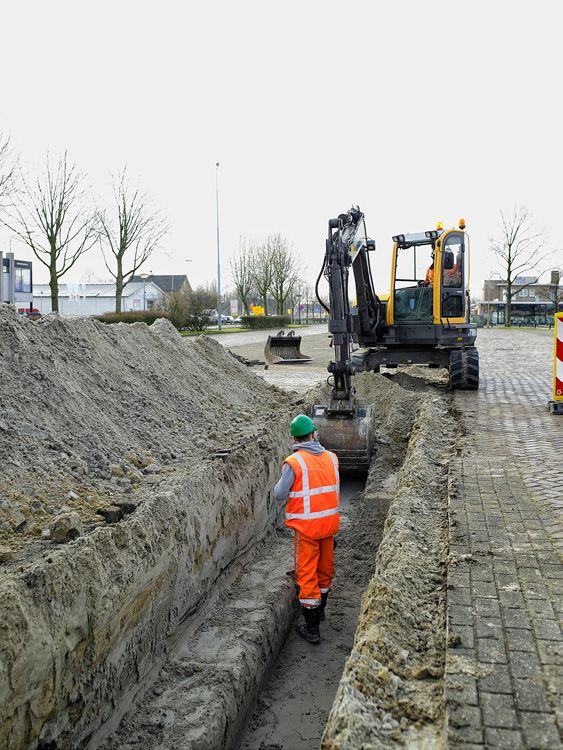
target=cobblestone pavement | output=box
[446,328,563,749]
[222,325,562,747]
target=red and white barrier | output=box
[550,312,563,413]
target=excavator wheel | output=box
[449,347,479,390]
[312,403,375,475]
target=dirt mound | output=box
[316,372,456,748]
[0,305,291,560]
[0,304,298,750]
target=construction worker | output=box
[421,261,434,287]
[445,251,462,287]
[274,414,340,644]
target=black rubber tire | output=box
[462,346,479,390]
[449,347,479,390]
[449,349,463,389]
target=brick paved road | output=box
[446,328,562,749]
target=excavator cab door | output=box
[438,232,467,322]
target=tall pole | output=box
[216,162,222,331]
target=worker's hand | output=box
[418,281,428,287]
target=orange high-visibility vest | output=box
[283,449,340,539]
[425,265,434,286]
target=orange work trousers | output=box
[293,531,334,607]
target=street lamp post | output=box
[296,293,302,324]
[140,273,148,311]
[216,162,222,331]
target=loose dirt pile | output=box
[0,305,290,561]
[0,305,295,749]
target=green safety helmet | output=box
[290,414,316,437]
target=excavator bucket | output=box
[264,330,313,364]
[312,403,375,474]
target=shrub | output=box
[239,315,291,330]
[93,311,170,326]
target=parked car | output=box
[202,310,235,325]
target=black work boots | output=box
[319,591,329,621]
[296,605,320,643]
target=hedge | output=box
[92,311,170,326]
[239,315,291,330]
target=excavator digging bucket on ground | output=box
[264,330,313,364]
[312,403,375,475]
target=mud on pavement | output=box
[0,306,457,749]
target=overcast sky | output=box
[1,0,561,300]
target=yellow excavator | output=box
[313,207,478,473]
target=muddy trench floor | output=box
[238,477,389,750]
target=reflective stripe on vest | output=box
[285,450,340,521]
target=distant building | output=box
[33,280,163,317]
[1,252,34,313]
[480,272,562,325]
[131,274,191,295]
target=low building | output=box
[33,280,163,317]
[131,274,191,295]
[481,272,562,326]
[1,253,34,314]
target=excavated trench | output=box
[96,369,456,750]
[0,310,457,750]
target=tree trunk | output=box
[49,271,59,313]
[505,281,512,327]
[115,256,123,315]
[115,278,124,315]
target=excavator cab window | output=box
[393,243,435,321]
[441,233,466,318]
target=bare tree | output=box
[159,289,189,329]
[268,234,301,315]
[186,285,219,331]
[2,152,96,312]
[0,131,18,205]
[97,168,169,314]
[229,235,256,315]
[80,267,111,283]
[489,207,549,327]
[253,239,275,315]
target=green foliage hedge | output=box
[239,315,291,330]
[93,311,170,325]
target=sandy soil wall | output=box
[0,306,294,750]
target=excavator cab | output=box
[389,224,469,327]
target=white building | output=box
[33,280,163,317]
